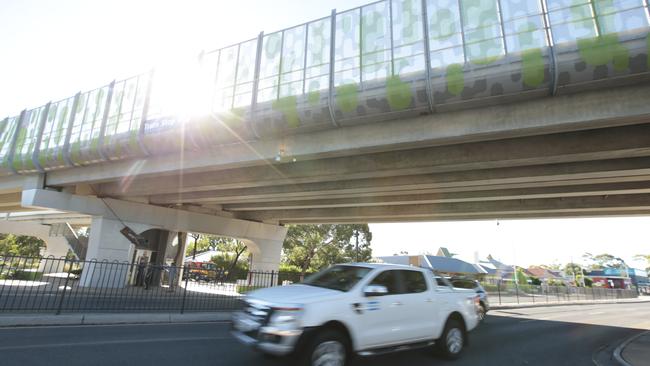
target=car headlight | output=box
[269,307,303,326]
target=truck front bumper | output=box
[231,312,303,356]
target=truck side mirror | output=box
[364,285,389,297]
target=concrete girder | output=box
[288,210,650,224]
[158,175,650,205]
[221,181,650,211]
[96,123,650,197]
[21,189,287,245]
[239,193,650,223]
[148,157,650,204]
[0,192,21,207]
[45,84,650,188]
[0,206,38,213]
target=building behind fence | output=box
[0,255,640,314]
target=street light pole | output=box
[354,230,359,263]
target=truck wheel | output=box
[435,318,465,360]
[300,329,348,366]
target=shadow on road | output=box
[248,314,645,366]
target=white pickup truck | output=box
[232,263,481,366]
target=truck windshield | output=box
[302,265,371,292]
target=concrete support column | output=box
[248,239,283,272]
[244,237,285,287]
[79,216,150,288]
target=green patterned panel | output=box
[336,83,359,112]
[258,33,283,103]
[427,0,465,67]
[272,96,300,127]
[334,9,361,86]
[461,0,505,63]
[392,0,425,75]
[304,18,331,98]
[386,76,413,110]
[13,106,46,171]
[360,1,391,81]
[0,116,19,168]
[279,25,306,98]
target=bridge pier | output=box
[21,189,287,288]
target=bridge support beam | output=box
[0,220,70,273]
[21,189,288,286]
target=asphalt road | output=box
[0,302,648,366]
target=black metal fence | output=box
[0,255,304,314]
[482,281,639,306]
[0,256,641,314]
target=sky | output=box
[369,218,650,270]
[1,0,649,270]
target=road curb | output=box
[0,311,233,327]
[613,330,650,366]
[492,298,650,310]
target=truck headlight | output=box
[269,307,303,326]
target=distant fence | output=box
[0,255,303,314]
[0,256,640,314]
[481,281,639,306]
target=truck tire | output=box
[298,329,349,366]
[435,318,465,360]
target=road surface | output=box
[0,302,648,366]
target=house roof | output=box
[484,255,511,270]
[527,266,564,279]
[377,255,487,274]
[479,263,498,275]
[436,247,456,258]
[424,256,487,274]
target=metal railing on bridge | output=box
[1,0,649,175]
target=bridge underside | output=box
[0,84,636,224]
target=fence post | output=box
[545,285,549,303]
[56,259,74,315]
[180,265,189,314]
[532,286,535,303]
[497,280,502,305]
[515,283,520,304]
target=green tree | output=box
[564,262,586,286]
[0,234,46,257]
[583,253,626,270]
[515,267,529,285]
[185,234,250,279]
[210,237,249,280]
[539,263,561,271]
[634,254,650,273]
[282,224,372,277]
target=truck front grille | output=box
[244,299,272,327]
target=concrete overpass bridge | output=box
[1,0,650,282]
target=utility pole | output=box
[190,233,200,260]
[354,230,359,263]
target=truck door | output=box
[354,269,409,349]
[396,270,441,341]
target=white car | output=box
[232,263,481,366]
